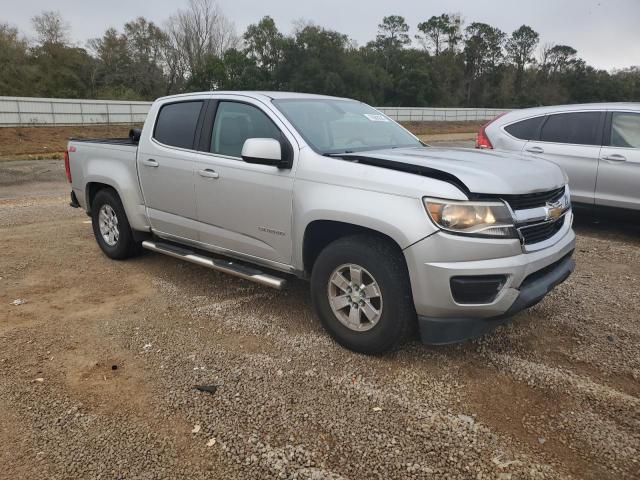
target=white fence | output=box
[0,97,151,126]
[0,96,511,126]
[376,107,511,122]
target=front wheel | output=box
[310,234,416,354]
[91,188,140,260]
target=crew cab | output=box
[66,91,575,354]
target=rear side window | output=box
[610,112,640,148]
[154,101,204,149]
[539,112,601,146]
[211,101,281,158]
[504,116,544,140]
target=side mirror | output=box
[129,128,142,143]
[241,138,286,167]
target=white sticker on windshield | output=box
[364,113,389,122]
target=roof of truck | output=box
[156,91,354,102]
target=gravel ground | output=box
[1,157,639,480]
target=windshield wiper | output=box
[323,150,355,157]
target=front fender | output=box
[292,180,438,268]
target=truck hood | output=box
[339,146,566,195]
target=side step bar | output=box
[141,240,286,290]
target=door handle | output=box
[525,146,544,154]
[602,154,627,162]
[198,169,219,179]
[142,158,159,167]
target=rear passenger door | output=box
[524,111,604,205]
[595,111,640,211]
[138,100,205,240]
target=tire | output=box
[310,234,416,354]
[91,188,141,260]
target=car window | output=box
[211,102,281,158]
[539,112,601,146]
[154,101,204,149]
[504,116,544,140]
[610,112,640,148]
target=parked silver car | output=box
[477,103,640,213]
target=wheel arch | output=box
[83,174,150,232]
[302,219,406,276]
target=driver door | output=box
[193,98,297,266]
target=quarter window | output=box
[610,112,640,148]
[539,112,601,146]
[504,116,544,140]
[211,102,281,158]
[154,101,204,149]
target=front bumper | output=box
[417,252,574,344]
[403,215,576,344]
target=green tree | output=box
[88,28,131,96]
[463,22,506,105]
[243,16,285,88]
[372,15,410,72]
[416,14,450,55]
[30,11,95,98]
[123,17,168,98]
[0,23,32,96]
[505,25,539,101]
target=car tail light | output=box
[64,150,72,182]
[475,113,506,149]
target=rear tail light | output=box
[475,113,506,149]
[64,150,72,182]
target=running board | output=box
[141,240,286,290]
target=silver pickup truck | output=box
[66,91,575,354]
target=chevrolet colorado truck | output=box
[66,92,575,354]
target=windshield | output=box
[272,98,421,154]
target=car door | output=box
[137,99,205,240]
[193,97,296,266]
[595,111,640,211]
[523,111,604,205]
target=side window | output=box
[504,116,544,140]
[539,112,601,146]
[211,102,281,158]
[610,112,640,148]
[153,101,204,149]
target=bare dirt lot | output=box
[0,125,139,160]
[1,158,639,480]
[0,122,480,160]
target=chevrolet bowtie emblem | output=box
[545,198,566,221]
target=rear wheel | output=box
[310,234,415,354]
[91,189,140,260]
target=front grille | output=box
[519,216,565,244]
[494,186,565,211]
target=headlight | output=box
[424,198,517,238]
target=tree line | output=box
[1,0,638,107]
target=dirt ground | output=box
[401,121,484,136]
[1,159,639,480]
[0,125,139,160]
[0,122,481,160]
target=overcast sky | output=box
[8,0,640,70]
